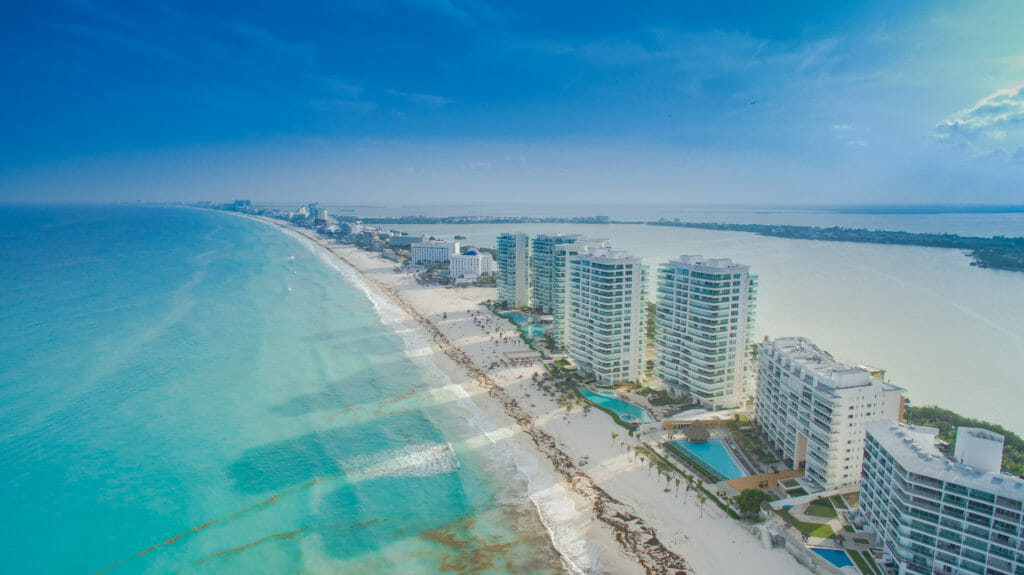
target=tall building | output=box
[551,239,609,348]
[449,250,495,280]
[411,241,459,264]
[497,233,530,307]
[861,420,1024,575]
[566,249,647,385]
[755,337,904,491]
[654,255,757,409]
[530,234,582,313]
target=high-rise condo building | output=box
[551,239,609,349]
[497,233,530,307]
[567,249,647,384]
[861,420,1023,575]
[655,255,757,409]
[530,234,582,313]
[756,337,904,490]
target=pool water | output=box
[578,389,653,423]
[669,439,748,480]
[810,548,854,568]
[501,311,549,340]
[501,311,533,325]
[525,324,550,339]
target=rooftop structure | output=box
[755,336,904,491]
[861,420,1023,575]
[655,255,757,409]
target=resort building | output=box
[550,239,609,349]
[388,234,426,249]
[654,255,757,409]
[497,232,530,307]
[566,248,648,385]
[755,337,904,491]
[531,234,582,313]
[411,241,459,264]
[861,420,1024,575]
[448,250,495,280]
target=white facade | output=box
[655,255,757,409]
[411,241,459,264]
[497,233,529,307]
[566,249,647,385]
[551,239,609,348]
[448,251,495,280]
[955,427,1005,473]
[531,234,581,313]
[861,420,1024,575]
[755,337,904,491]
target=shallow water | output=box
[0,206,573,574]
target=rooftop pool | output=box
[668,438,748,480]
[578,388,653,424]
[810,548,853,568]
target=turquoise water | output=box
[669,439,747,480]
[810,548,854,568]
[577,389,652,423]
[0,207,569,574]
[501,311,533,325]
[525,325,550,339]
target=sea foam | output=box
[277,227,596,575]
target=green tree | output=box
[736,489,770,519]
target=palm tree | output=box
[698,494,707,518]
[674,477,681,497]
[611,432,619,447]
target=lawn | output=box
[778,508,836,539]
[842,492,860,509]
[806,498,839,519]
[848,549,883,575]
[786,487,808,497]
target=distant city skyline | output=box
[2,1,1022,205]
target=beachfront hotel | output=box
[531,234,583,313]
[566,248,648,384]
[550,239,609,349]
[860,421,1024,575]
[755,337,904,491]
[449,250,495,280]
[654,256,757,409]
[497,232,530,307]
[411,240,459,264]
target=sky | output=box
[1,1,1023,206]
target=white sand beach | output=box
[263,217,810,575]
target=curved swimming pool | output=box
[578,388,653,423]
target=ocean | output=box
[0,206,576,574]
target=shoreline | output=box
[249,214,808,575]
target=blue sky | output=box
[1,0,1022,205]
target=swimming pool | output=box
[525,324,550,339]
[810,548,853,568]
[501,311,533,325]
[668,438,748,480]
[578,388,653,424]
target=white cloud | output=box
[934,84,1024,156]
[384,89,452,107]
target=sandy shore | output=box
[258,217,809,575]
